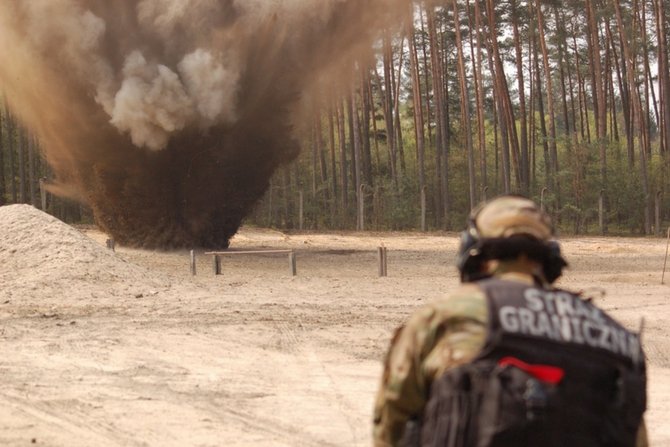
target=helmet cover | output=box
[457,196,565,283]
[475,196,553,241]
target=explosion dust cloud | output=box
[0,0,409,248]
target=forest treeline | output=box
[253,0,670,236]
[0,101,86,223]
[2,0,670,236]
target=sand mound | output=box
[0,204,166,304]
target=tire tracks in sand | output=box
[272,318,364,446]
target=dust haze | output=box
[0,0,409,248]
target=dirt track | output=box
[1,218,669,446]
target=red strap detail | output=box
[498,357,565,385]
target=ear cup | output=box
[456,196,566,284]
[543,241,568,284]
[456,221,486,283]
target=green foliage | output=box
[3,2,669,237]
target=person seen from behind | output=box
[373,195,647,447]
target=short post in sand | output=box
[378,245,388,277]
[288,250,297,276]
[662,228,670,285]
[213,254,222,275]
[190,250,197,276]
[358,184,366,231]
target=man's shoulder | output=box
[408,283,488,329]
[440,282,488,311]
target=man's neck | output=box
[486,257,546,286]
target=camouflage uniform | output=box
[372,267,648,447]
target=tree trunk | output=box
[654,0,670,165]
[607,46,620,142]
[529,16,537,188]
[327,100,338,214]
[393,35,407,176]
[441,25,452,225]
[586,0,608,167]
[350,87,362,202]
[408,10,427,195]
[567,23,580,143]
[427,6,447,225]
[486,25,505,193]
[533,31,551,192]
[418,6,433,147]
[608,19,634,166]
[471,0,488,197]
[639,2,659,145]
[337,98,349,208]
[487,0,521,189]
[381,34,398,187]
[347,93,357,195]
[512,0,529,194]
[360,69,374,187]
[555,8,570,138]
[612,0,651,233]
[367,73,381,173]
[572,32,588,143]
[311,111,318,198]
[453,0,476,208]
[655,0,669,225]
[535,0,561,210]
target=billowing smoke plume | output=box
[0,0,408,248]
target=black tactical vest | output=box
[417,278,646,447]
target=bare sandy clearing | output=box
[1,205,668,446]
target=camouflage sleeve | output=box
[372,284,488,446]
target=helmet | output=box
[456,195,567,283]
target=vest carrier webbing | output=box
[417,278,646,447]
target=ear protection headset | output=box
[456,214,487,282]
[456,204,568,284]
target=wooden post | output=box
[663,228,670,284]
[378,246,388,277]
[378,247,385,277]
[655,191,662,236]
[420,186,427,232]
[39,178,47,211]
[288,251,297,276]
[106,239,115,252]
[190,250,197,276]
[540,187,548,212]
[299,190,304,231]
[213,255,221,275]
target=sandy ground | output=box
[1,212,669,446]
